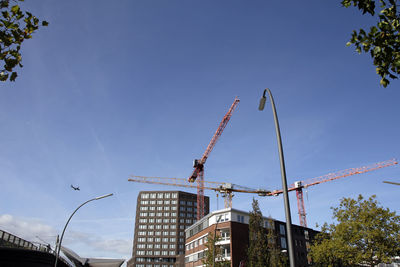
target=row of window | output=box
[136,257,175,263]
[185,250,206,263]
[186,235,206,251]
[140,200,177,205]
[141,193,178,199]
[135,265,171,267]
[137,237,185,243]
[139,212,196,219]
[139,212,177,217]
[138,231,177,236]
[138,218,176,224]
[140,200,197,206]
[137,250,176,256]
[137,244,181,249]
[138,224,177,230]
[140,206,177,211]
[138,218,194,224]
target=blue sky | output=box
[1,0,399,263]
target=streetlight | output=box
[258,88,295,267]
[383,180,400,186]
[54,193,113,267]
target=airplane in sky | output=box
[70,185,80,191]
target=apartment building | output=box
[184,208,319,267]
[127,191,210,267]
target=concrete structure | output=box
[127,191,210,267]
[184,208,319,267]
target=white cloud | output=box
[0,214,57,244]
[0,214,131,258]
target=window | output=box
[304,230,309,240]
[148,212,155,217]
[139,219,147,223]
[170,225,176,229]
[157,206,163,211]
[147,237,154,242]
[169,251,175,255]
[164,206,170,210]
[149,218,155,223]
[141,193,149,199]
[137,244,145,249]
[164,200,170,204]
[146,251,153,255]
[156,225,162,229]
[163,231,169,235]
[171,212,177,216]
[162,238,169,242]
[165,193,171,198]
[163,225,169,229]
[155,244,161,249]
[157,193,164,198]
[170,244,176,249]
[162,251,168,255]
[164,212,170,217]
[154,251,160,255]
[136,251,145,255]
[139,212,147,217]
[171,206,177,210]
[149,206,155,211]
[140,206,148,211]
[194,240,198,247]
[281,237,287,249]
[141,200,148,205]
[155,231,161,236]
[150,200,156,205]
[150,193,156,199]
[147,244,153,249]
[221,229,230,241]
[180,206,185,211]
[180,219,185,223]
[156,219,162,223]
[157,200,163,205]
[155,238,161,242]
[148,225,154,229]
[138,238,146,242]
[199,238,203,245]
[162,244,168,249]
[187,207,193,212]
[170,237,176,242]
[186,219,192,224]
[139,225,147,229]
[156,213,162,217]
[180,200,186,205]
[280,224,286,235]
[170,231,176,236]
[138,231,146,236]
[147,231,154,236]
[171,200,177,204]
[187,201,193,205]
[179,231,184,236]
[137,258,145,262]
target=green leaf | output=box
[42,20,48,26]
[380,77,389,87]
[10,5,20,15]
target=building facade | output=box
[184,208,319,267]
[127,191,210,267]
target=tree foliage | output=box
[341,0,400,87]
[247,199,269,267]
[310,195,400,267]
[202,232,230,267]
[0,0,48,82]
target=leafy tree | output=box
[266,218,288,267]
[247,199,269,267]
[310,194,400,267]
[202,232,230,267]
[0,0,48,82]
[341,0,400,87]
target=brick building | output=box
[127,191,210,267]
[184,208,319,267]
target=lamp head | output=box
[258,89,267,110]
[95,193,113,200]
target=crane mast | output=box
[189,97,240,220]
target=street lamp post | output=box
[54,193,113,267]
[259,88,295,267]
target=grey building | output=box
[127,191,210,267]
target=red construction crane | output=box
[128,175,269,209]
[268,158,398,227]
[189,97,240,220]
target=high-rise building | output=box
[127,191,210,267]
